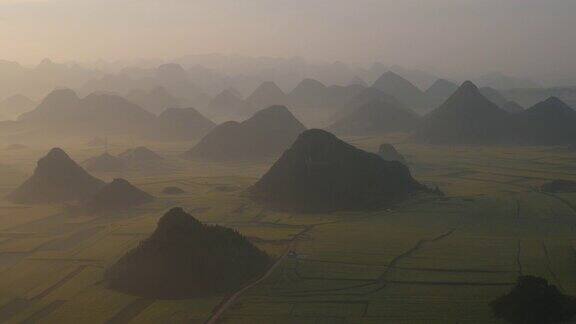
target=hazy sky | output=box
[1,0,576,77]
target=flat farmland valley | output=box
[1,135,576,323]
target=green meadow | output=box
[1,135,576,323]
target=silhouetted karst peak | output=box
[156,63,188,81]
[532,96,574,114]
[243,105,305,130]
[245,81,287,112]
[372,71,431,114]
[290,78,326,96]
[459,80,478,92]
[20,88,80,120]
[7,148,104,204]
[149,107,215,140]
[251,129,425,212]
[512,97,576,145]
[288,78,329,115]
[183,105,306,161]
[83,152,125,172]
[20,89,155,135]
[0,94,36,119]
[207,89,251,121]
[84,178,153,213]
[251,81,284,95]
[104,207,270,298]
[426,79,458,97]
[415,81,510,144]
[378,144,407,164]
[43,88,79,104]
[45,147,70,161]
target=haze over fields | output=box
[2,1,576,323]
[1,0,575,84]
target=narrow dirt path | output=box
[377,228,456,283]
[204,224,316,324]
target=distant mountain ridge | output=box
[146,107,215,141]
[20,88,156,135]
[415,81,576,145]
[328,98,420,135]
[511,97,576,145]
[183,105,306,161]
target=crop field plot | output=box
[1,139,576,322]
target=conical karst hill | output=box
[251,129,425,212]
[8,148,104,204]
[105,207,270,298]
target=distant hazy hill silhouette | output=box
[332,87,398,121]
[347,76,368,87]
[323,84,366,109]
[183,105,306,161]
[83,152,125,172]
[155,63,211,109]
[207,89,250,121]
[20,88,80,121]
[480,87,509,109]
[327,99,419,135]
[84,178,153,213]
[378,144,407,164]
[502,87,576,111]
[149,107,215,141]
[425,79,458,108]
[476,72,541,89]
[251,129,424,212]
[372,71,431,114]
[119,147,163,163]
[304,84,366,126]
[426,79,458,99]
[0,94,36,120]
[512,97,576,145]
[20,89,155,134]
[415,81,510,144]
[288,78,327,109]
[501,101,524,114]
[245,82,288,113]
[105,207,270,298]
[126,86,184,114]
[8,148,104,204]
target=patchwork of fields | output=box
[1,136,576,323]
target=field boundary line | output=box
[205,222,325,324]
